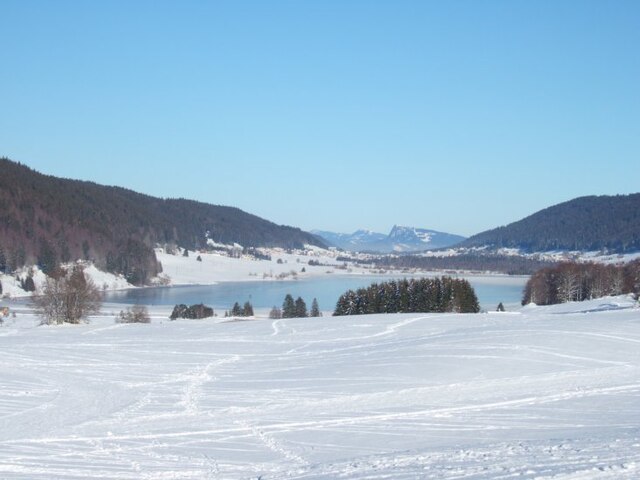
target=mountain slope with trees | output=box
[461,194,640,253]
[0,158,326,284]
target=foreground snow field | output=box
[0,298,639,479]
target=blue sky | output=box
[1,1,638,237]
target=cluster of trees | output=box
[522,260,640,305]
[169,303,214,320]
[463,194,640,253]
[228,301,254,317]
[269,295,321,319]
[333,277,480,316]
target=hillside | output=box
[313,225,466,252]
[0,158,326,284]
[462,193,640,253]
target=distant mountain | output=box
[313,226,466,253]
[0,158,327,284]
[461,194,640,253]
[312,229,387,251]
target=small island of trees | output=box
[333,277,480,316]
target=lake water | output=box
[106,274,528,312]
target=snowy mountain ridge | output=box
[313,225,466,253]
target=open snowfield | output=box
[1,297,639,479]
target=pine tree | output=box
[294,297,307,317]
[0,246,6,273]
[21,275,36,293]
[282,294,296,318]
[231,302,242,316]
[310,298,321,317]
[243,301,254,317]
[497,302,505,312]
[269,306,282,319]
[37,239,58,275]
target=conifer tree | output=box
[310,298,321,317]
[0,246,6,273]
[243,301,254,316]
[295,297,307,317]
[269,306,282,319]
[282,294,296,318]
[497,302,505,312]
[231,302,242,316]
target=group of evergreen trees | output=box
[169,303,214,320]
[522,260,640,305]
[228,301,254,317]
[270,295,321,319]
[333,277,480,316]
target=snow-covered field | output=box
[155,249,374,286]
[1,297,639,479]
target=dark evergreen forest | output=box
[0,158,326,284]
[462,194,640,253]
[334,277,480,316]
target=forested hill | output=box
[462,194,640,253]
[0,158,326,284]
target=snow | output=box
[1,296,639,478]
[0,264,134,299]
[155,249,372,285]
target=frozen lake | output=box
[106,274,528,312]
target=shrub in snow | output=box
[170,303,214,320]
[33,266,102,325]
[117,305,151,324]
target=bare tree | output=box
[33,266,102,325]
[116,305,150,323]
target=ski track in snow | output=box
[0,297,639,478]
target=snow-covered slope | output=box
[1,296,639,478]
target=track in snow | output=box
[0,298,639,479]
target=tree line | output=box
[333,277,480,316]
[522,260,640,305]
[366,253,554,275]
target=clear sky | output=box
[1,1,639,237]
